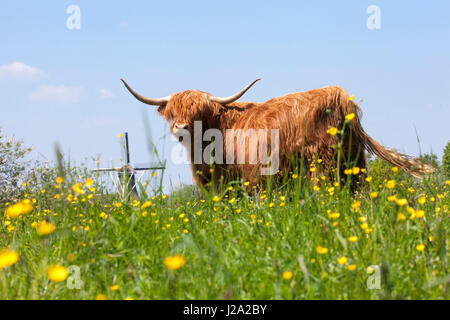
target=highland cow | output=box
[121,78,434,190]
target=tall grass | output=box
[0,123,448,300]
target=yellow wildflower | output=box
[164,254,186,270]
[345,113,355,121]
[0,248,19,269]
[282,271,293,280]
[387,195,397,202]
[47,265,68,282]
[326,127,338,136]
[37,221,56,236]
[347,264,356,271]
[110,285,119,291]
[337,256,348,265]
[4,200,33,218]
[386,180,396,189]
[316,246,328,254]
[416,244,425,252]
[415,210,424,218]
[85,178,93,187]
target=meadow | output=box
[1,150,448,300]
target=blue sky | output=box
[1,0,449,192]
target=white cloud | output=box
[0,61,42,78]
[99,88,115,99]
[30,85,82,103]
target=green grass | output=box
[0,167,449,300]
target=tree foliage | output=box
[442,141,450,179]
[0,127,32,203]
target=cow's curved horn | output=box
[210,79,261,105]
[121,79,171,106]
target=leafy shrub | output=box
[0,127,32,203]
[443,141,450,179]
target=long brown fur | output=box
[127,84,435,190]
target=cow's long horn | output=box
[210,79,261,105]
[120,79,171,106]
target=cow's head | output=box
[120,79,260,136]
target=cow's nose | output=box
[175,123,189,130]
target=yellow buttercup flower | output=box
[316,246,328,255]
[282,271,293,280]
[56,176,63,184]
[337,256,348,265]
[386,180,396,189]
[4,200,33,218]
[352,201,361,212]
[345,113,355,121]
[397,213,406,220]
[96,294,107,300]
[417,197,426,204]
[72,183,83,195]
[0,248,19,269]
[391,166,398,173]
[415,210,425,218]
[164,254,186,270]
[347,264,356,271]
[396,198,408,206]
[37,221,56,236]
[110,285,119,291]
[365,176,373,182]
[348,236,358,243]
[416,244,425,252]
[85,178,93,187]
[292,173,298,179]
[328,212,340,220]
[326,127,338,136]
[387,195,397,202]
[212,196,220,202]
[370,192,378,199]
[47,265,68,282]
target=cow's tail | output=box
[346,100,436,178]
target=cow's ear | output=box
[157,105,166,113]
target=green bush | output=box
[443,141,450,179]
[0,127,32,203]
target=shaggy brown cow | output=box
[121,78,434,190]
